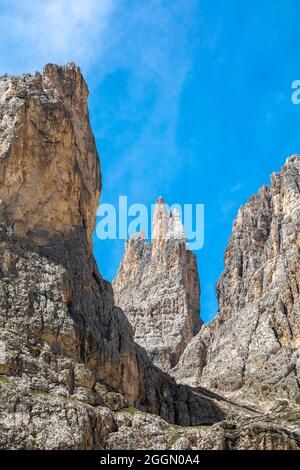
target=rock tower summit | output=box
[113,197,201,372]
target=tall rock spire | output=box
[0,64,299,449]
[152,197,186,242]
[167,209,186,241]
[152,196,169,241]
[0,63,101,250]
[113,197,201,372]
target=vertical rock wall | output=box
[174,156,300,403]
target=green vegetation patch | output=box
[29,389,49,397]
[116,406,141,415]
[0,375,14,385]
[168,430,182,448]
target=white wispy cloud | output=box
[230,182,242,193]
[0,0,220,208]
[0,0,114,74]
[94,0,201,201]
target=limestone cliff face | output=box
[113,197,201,372]
[0,63,100,249]
[0,64,226,450]
[176,156,300,403]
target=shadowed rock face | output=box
[0,64,225,451]
[170,324,211,387]
[174,156,300,403]
[113,197,201,372]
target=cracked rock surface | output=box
[113,197,201,372]
[174,156,300,405]
[1,378,299,450]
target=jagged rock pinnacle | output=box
[113,197,200,372]
[1,63,299,450]
[152,196,169,241]
[168,209,186,241]
[152,197,186,242]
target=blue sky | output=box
[0,0,300,322]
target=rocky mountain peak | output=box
[0,65,227,450]
[152,196,169,242]
[285,153,300,165]
[0,62,100,250]
[113,197,201,372]
[152,197,186,243]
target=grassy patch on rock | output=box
[29,389,49,397]
[116,406,141,415]
[0,375,15,386]
[166,423,183,449]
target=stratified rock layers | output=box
[113,197,201,372]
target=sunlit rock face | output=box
[113,197,202,372]
[0,63,101,249]
[176,156,300,403]
[0,62,142,408]
[201,156,300,401]
[170,324,211,387]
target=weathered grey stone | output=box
[0,378,117,450]
[3,375,297,451]
[106,401,300,450]
[170,324,211,386]
[175,156,300,405]
[113,197,201,372]
[201,155,300,402]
